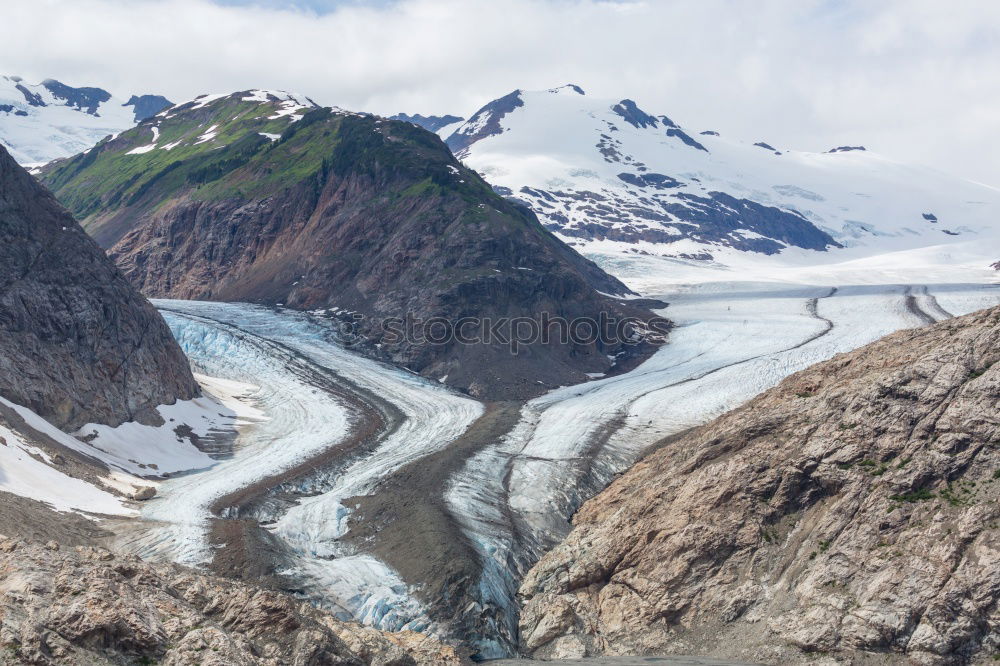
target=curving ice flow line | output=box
[911,285,955,321]
[446,281,1000,658]
[116,308,354,566]
[110,283,996,659]
[140,301,484,634]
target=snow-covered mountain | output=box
[440,85,1000,286]
[0,75,171,165]
[390,112,464,135]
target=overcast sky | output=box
[5,0,1000,186]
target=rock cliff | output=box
[519,306,1000,665]
[0,145,197,430]
[0,538,467,665]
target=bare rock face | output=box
[0,145,198,430]
[519,306,1000,665]
[0,538,468,665]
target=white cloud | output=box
[5,0,1000,186]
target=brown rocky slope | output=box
[0,145,197,430]
[0,537,466,666]
[519,305,1000,665]
[40,93,664,401]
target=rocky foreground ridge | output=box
[0,538,467,666]
[0,144,197,430]
[519,305,1000,665]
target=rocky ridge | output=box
[390,113,464,134]
[519,305,1000,665]
[0,538,467,665]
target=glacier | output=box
[95,279,1000,659]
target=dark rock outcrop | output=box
[664,127,708,152]
[0,105,27,117]
[0,145,197,429]
[520,306,1000,665]
[532,186,840,254]
[14,83,44,107]
[611,99,659,129]
[549,84,586,95]
[665,192,841,253]
[616,172,682,190]
[123,94,172,122]
[39,79,111,116]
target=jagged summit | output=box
[164,89,318,114]
[390,112,464,135]
[37,78,113,115]
[547,83,586,95]
[445,88,525,154]
[123,94,173,121]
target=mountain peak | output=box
[167,89,318,114]
[611,98,659,129]
[451,85,998,263]
[390,112,464,134]
[123,94,173,122]
[445,89,524,155]
[39,79,112,116]
[41,106,660,400]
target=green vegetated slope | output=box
[44,91,325,244]
[41,90,663,400]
